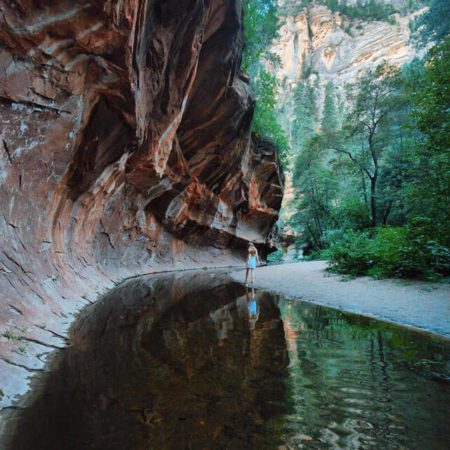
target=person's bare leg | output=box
[251,269,254,284]
[245,268,249,284]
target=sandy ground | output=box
[231,261,450,338]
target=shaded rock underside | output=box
[0,0,283,408]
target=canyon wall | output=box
[270,2,420,139]
[0,0,283,409]
[272,3,417,86]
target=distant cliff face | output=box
[269,2,420,115]
[0,0,283,409]
[269,1,420,249]
[273,5,415,83]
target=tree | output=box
[291,80,318,154]
[321,81,338,136]
[242,0,279,74]
[252,69,290,165]
[331,64,402,227]
[414,0,450,46]
[289,135,338,250]
[405,38,450,249]
[285,33,448,277]
[242,0,289,167]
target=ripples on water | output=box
[3,272,450,450]
[275,301,450,449]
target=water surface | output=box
[4,271,450,449]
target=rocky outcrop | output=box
[0,0,283,409]
[271,3,418,87]
[268,1,422,139]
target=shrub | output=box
[326,230,375,275]
[366,227,430,278]
[326,226,448,279]
[333,198,371,232]
[267,248,286,264]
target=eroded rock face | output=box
[271,3,419,86]
[0,0,283,408]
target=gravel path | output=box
[231,261,450,338]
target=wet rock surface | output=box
[0,0,283,407]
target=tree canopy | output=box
[287,39,450,279]
[242,0,289,166]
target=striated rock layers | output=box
[271,3,417,87]
[0,0,283,408]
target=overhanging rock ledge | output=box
[0,0,283,408]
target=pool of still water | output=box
[5,272,450,450]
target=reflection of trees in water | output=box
[6,273,289,450]
[5,278,449,450]
[277,297,450,449]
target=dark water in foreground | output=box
[5,272,450,449]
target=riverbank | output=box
[231,261,450,338]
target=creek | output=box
[4,271,450,449]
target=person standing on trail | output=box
[245,243,259,286]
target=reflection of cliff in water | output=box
[7,272,289,450]
[277,300,450,450]
[5,272,449,450]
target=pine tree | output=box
[321,81,338,136]
[291,81,318,154]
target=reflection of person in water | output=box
[246,286,259,331]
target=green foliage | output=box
[404,38,450,249]
[267,248,286,263]
[336,0,398,22]
[332,198,371,231]
[244,1,448,277]
[321,81,338,136]
[413,0,450,45]
[324,230,375,275]
[291,80,318,154]
[410,39,450,150]
[17,345,28,355]
[338,64,403,227]
[288,40,449,280]
[252,69,290,165]
[288,134,339,249]
[2,330,21,341]
[243,0,290,167]
[290,63,403,238]
[278,0,407,23]
[326,226,449,279]
[242,0,279,73]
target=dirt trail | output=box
[231,261,450,338]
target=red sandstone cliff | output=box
[0,0,283,408]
